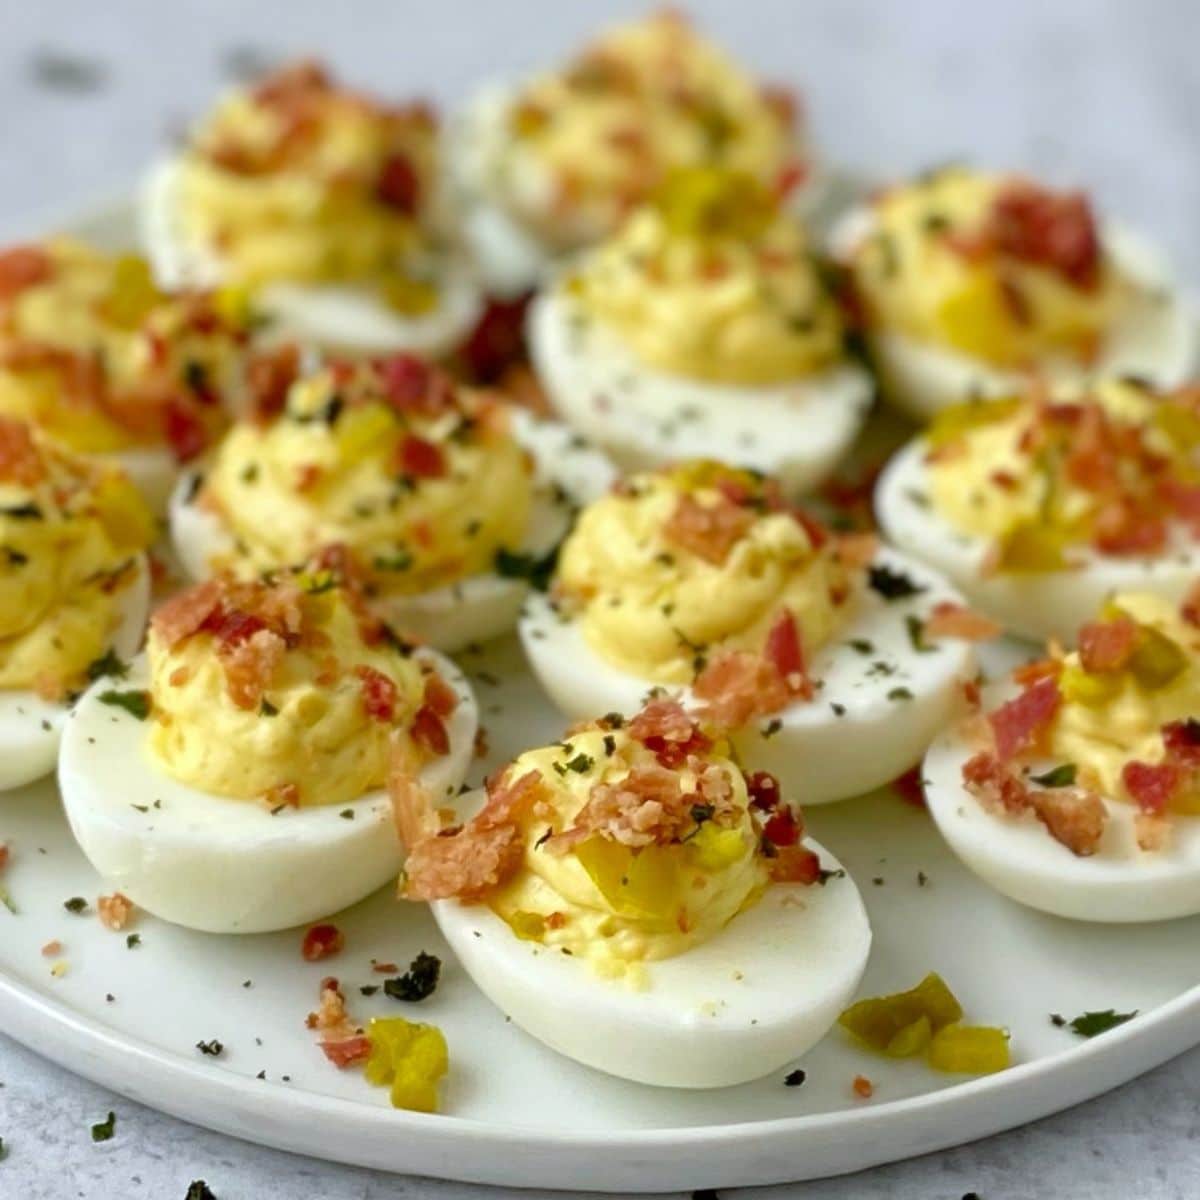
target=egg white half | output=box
[57,648,477,933]
[167,408,615,652]
[924,677,1200,921]
[520,547,977,805]
[876,437,1200,644]
[829,207,1198,421]
[528,287,873,497]
[433,820,870,1088]
[140,157,484,359]
[0,553,151,793]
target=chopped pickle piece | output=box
[104,255,160,328]
[1059,663,1121,707]
[994,522,1066,573]
[885,1015,933,1058]
[575,837,679,926]
[934,269,1019,362]
[508,910,546,942]
[1128,625,1187,691]
[927,1024,1010,1074]
[838,972,963,1051]
[364,1016,448,1112]
[381,273,438,316]
[1153,401,1200,451]
[688,823,747,871]
[925,397,1022,449]
[651,167,774,241]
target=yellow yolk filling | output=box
[202,368,533,593]
[502,12,799,246]
[146,586,426,806]
[555,464,847,684]
[177,68,438,295]
[1048,593,1200,809]
[0,433,152,696]
[925,379,1181,561]
[488,728,766,975]
[0,239,249,453]
[851,167,1124,366]
[570,169,842,384]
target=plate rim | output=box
[3,187,1200,1191]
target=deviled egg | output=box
[0,239,257,511]
[397,698,871,1087]
[520,461,989,803]
[529,169,873,493]
[142,60,481,356]
[168,352,613,651]
[831,166,1196,419]
[924,591,1200,921]
[451,10,815,296]
[58,570,476,932]
[877,376,1200,642]
[0,418,153,791]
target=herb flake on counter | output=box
[126,933,141,949]
[867,564,926,601]
[1054,1009,1137,1038]
[784,1068,806,1087]
[90,1111,116,1142]
[383,950,441,1002]
[97,689,151,720]
[185,1181,219,1200]
[1031,763,1077,788]
[195,1038,224,1057]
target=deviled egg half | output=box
[0,418,153,791]
[396,697,870,1087]
[520,461,989,804]
[529,169,873,493]
[142,60,481,357]
[831,166,1196,419]
[877,376,1200,643]
[451,10,815,296]
[168,352,613,651]
[59,570,476,933]
[925,591,1200,921]
[0,239,258,511]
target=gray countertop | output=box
[2,1,1200,1196]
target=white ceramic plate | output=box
[2,200,1200,1194]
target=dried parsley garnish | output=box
[64,897,89,914]
[86,649,128,682]
[185,1181,219,1200]
[784,1068,806,1087]
[383,951,442,1002]
[494,546,558,591]
[1030,763,1077,788]
[867,564,926,601]
[97,689,151,720]
[1054,1009,1137,1038]
[90,1111,116,1142]
[195,1039,224,1057]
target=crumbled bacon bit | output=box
[852,1074,875,1099]
[923,603,1002,642]
[1182,580,1200,628]
[399,770,544,902]
[833,531,878,567]
[693,650,791,728]
[762,805,800,848]
[151,579,224,648]
[987,180,1102,289]
[0,416,46,486]
[1077,616,1138,674]
[422,672,459,718]
[222,627,287,709]
[411,705,450,756]
[376,152,421,214]
[264,781,300,809]
[301,923,344,962]
[663,492,754,565]
[246,343,301,422]
[163,398,210,463]
[1121,760,1180,815]
[459,293,533,384]
[1163,720,1200,766]
[891,766,925,808]
[766,843,822,884]
[354,664,398,723]
[41,940,62,958]
[97,893,134,932]
[963,751,1106,855]
[321,1035,373,1068]
[1011,657,1063,687]
[627,698,711,767]
[395,433,447,479]
[745,770,782,812]
[0,244,54,303]
[988,676,1061,761]
[763,609,813,699]
[295,463,324,493]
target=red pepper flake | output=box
[745,770,782,812]
[762,806,800,848]
[301,923,344,962]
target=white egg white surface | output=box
[829,207,1198,422]
[168,408,614,652]
[141,157,484,358]
[57,649,477,934]
[433,822,869,1088]
[924,677,1200,922]
[876,437,1200,644]
[0,552,150,794]
[528,287,874,496]
[520,547,978,805]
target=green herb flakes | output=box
[98,689,151,720]
[90,1111,116,1142]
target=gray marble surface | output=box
[2,1,1199,1196]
